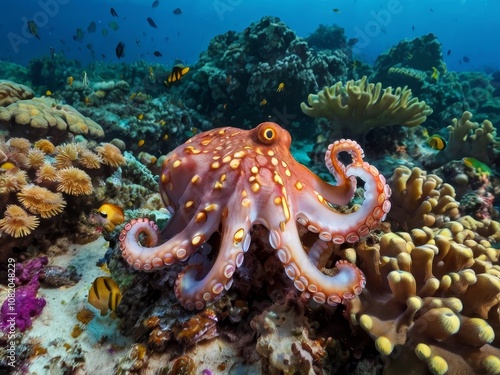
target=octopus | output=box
[120,122,391,310]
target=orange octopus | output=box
[119,122,391,310]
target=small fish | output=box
[447,49,451,56]
[431,67,439,80]
[102,28,109,36]
[27,20,40,40]
[153,50,162,57]
[427,134,446,150]
[50,46,55,61]
[316,134,327,144]
[88,277,122,316]
[89,203,124,232]
[67,76,74,86]
[108,21,120,31]
[162,134,169,140]
[87,21,96,33]
[276,82,285,92]
[115,42,125,59]
[110,8,118,17]
[138,139,145,146]
[463,56,470,63]
[463,157,492,176]
[260,99,267,106]
[152,0,159,8]
[164,64,190,86]
[149,67,156,81]
[45,90,52,96]
[137,114,144,121]
[147,17,158,28]
[0,162,16,170]
[173,8,182,15]
[74,28,84,42]
[332,8,341,13]
[412,25,415,31]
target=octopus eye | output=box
[258,126,277,144]
[99,210,108,218]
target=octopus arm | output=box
[119,207,222,272]
[175,196,253,310]
[270,218,365,305]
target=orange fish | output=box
[89,203,124,232]
[67,76,74,86]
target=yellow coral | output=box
[300,76,432,135]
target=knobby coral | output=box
[0,79,34,106]
[300,76,433,136]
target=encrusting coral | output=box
[0,92,104,143]
[300,75,433,136]
[0,79,34,106]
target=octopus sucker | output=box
[120,122,390,309]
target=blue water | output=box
[1,0,499,72]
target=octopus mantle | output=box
[120,122,391,310]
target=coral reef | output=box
[300,76,432,137]
[0,134,127,256]
[176,16,352,137]
[0,257,48,332]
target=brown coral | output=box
[0,204,39,237]
[388,166,460,230]
[17,184,66,218]
[0,97,104,142]
[0,80,34,107]
[95,143,126,167]
[300,76,433,136]
[56,167,93,195]
[347,217,500,375]
[34,139,56,154]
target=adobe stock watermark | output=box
[352,0,404,54]
[6,0,70,54]
[213,0,242,21]
[5,258,17,368]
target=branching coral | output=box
[300,76,433,136]
[387,166,460,230]
[346,218,500,375]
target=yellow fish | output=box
[89,203,124,232]
[137,114,144,121]
[427,134,446,150]
[45,90,52,96]
[88,277,122,316]
[276,82,285,92]
[67,76,74,86]
[1,162,16,170]
[431,67,439,80]
[164,64,190,86]
[260,98,267,106]
[138,139,145,147]
[463,157,492,176]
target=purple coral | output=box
[0,257,48,333]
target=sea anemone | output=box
[17,184,66,218]
[34,139,56,154]
[79,149,102,169]
[0,169,28,193]
[95,143,126,167]
[25,148,46,169]
[35,163,58,183]
[56,167,93,195]
[8,137,31,152]
[54,143,78,169]
[0,204,40,237]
